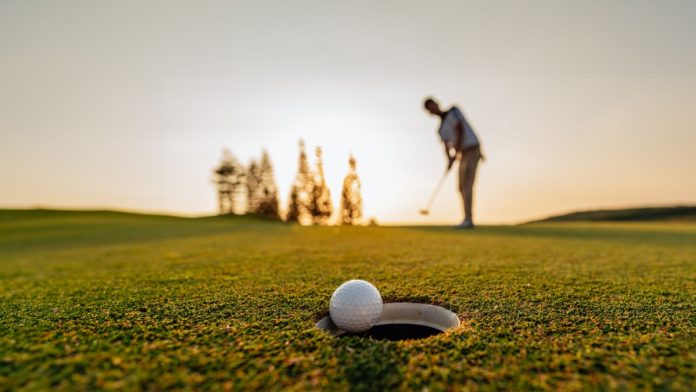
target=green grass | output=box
[1,210,695,391]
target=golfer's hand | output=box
[447,155,456,170]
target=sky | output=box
[1,0,695,224]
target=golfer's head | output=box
[423,97,440,115]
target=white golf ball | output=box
[329,279,383,333]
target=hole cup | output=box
[317,302,460,341]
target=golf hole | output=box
[316,302,460,341]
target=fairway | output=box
[1,210,695,390]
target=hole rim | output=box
[316,302,460,338]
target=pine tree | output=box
[246,160,261,214]
[340,154,363,225]
[257,150,280,219]
[286,185,301,222]
[212,149,246,214]
[286,140,313,223]
[310,146,333,225]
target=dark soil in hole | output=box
[342,324,442,341]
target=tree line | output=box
[212,140,363,225]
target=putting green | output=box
[1,210,695,390]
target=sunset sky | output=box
[2,0,695,224]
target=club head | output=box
[419,209,429,216]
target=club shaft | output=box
[424,170,449,211]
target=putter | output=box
[419,168,450,215]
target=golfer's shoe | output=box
[456,219,475,229]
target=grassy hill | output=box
[531,205,696,223]
[0,209,260,254]
[1,210,695,390]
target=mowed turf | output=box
[1,210,695,391]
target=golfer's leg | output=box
[463,152,480,222]
[458,157,468,220]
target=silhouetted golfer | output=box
[424,97,482,228]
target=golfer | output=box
[424,97,482,229]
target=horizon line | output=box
[2,203,695,226]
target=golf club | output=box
[419,168,451,215]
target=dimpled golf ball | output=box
[329,280,383,333]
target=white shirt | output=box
[439,107,480,150]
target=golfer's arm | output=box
[444,144,453,160]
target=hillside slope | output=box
[531,205,696,223]
[0,209,282,253]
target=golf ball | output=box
[329,280,383,333]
